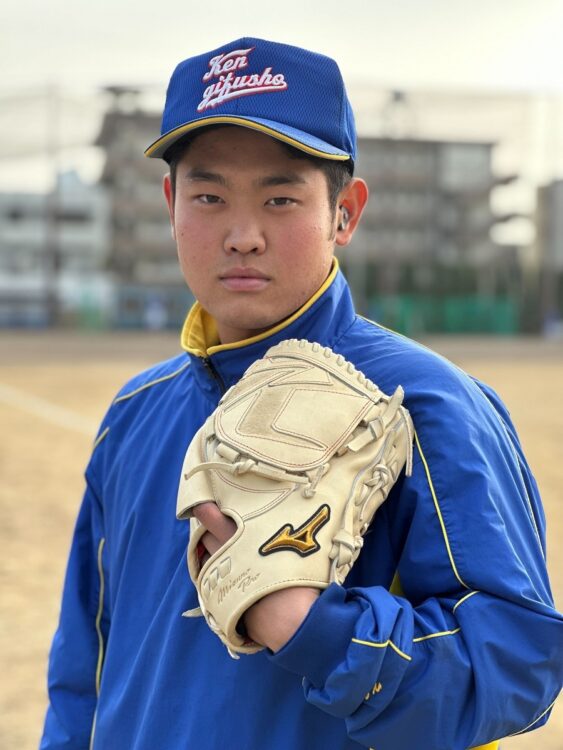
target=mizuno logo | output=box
[259,505,330,557]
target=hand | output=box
[192,502,237,561]
[192,502,319,652]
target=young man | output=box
[41,38,562,750]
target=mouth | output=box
[219,267,271,291]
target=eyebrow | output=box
[183,168,308,189]
[185,168,228,187]
[256,173,308,188]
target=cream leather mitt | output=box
[177,339,414,656]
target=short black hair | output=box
[163,125,353,213]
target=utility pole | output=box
[44,85,62,326]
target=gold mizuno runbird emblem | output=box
[259,505,330,557]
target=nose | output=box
[223,219,266,255]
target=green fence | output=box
[368,295,519,336]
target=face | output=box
[164,127,361,345]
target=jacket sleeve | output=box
[270,377,563,750]
[40,472,109,750]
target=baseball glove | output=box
[177,339,414,656]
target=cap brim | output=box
[144,115,352,162]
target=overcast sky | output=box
[2,0,563,94]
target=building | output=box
[536,179,563,271]
[535,180,563,332]
[95,88,179,284]
[353,136,517,266]
[342,136,523,332]
[0,171,111,326]
[94,88,193,327]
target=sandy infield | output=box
[0,331,561,749]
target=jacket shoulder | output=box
[112,353,191,406]
[90,353,191,454]
[344,316,470,394]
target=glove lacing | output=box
[184,456,310,486]
[182,597,242,660]
[184,452,331,499]
[329,407,414,583]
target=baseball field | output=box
[0,331,561,749]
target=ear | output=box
[335,178,369,247]
[163,172,176,241]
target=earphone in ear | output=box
[338,206,350,231]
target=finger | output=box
[201,530,223,557]
[193,502,237,544]
[198,527,235,568]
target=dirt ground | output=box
[0,331,561,750]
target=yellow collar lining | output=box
[181,258,340,357]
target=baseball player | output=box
[40,38,562,750]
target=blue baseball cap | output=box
[144,37,356,168]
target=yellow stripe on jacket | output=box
[389,573,500,750]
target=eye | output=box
[267,197,296,207]
[196,194,223,204]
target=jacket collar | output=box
[181,259,356,395]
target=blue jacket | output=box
[41,264,562,750]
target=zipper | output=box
[202,356,226,394]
